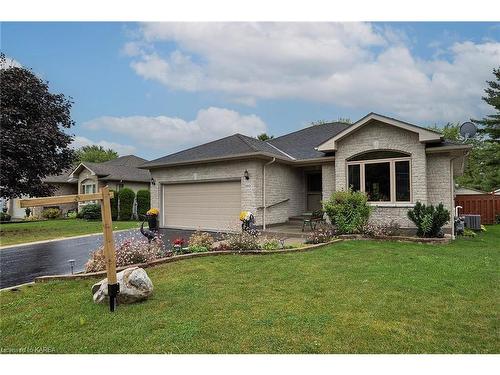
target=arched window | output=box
[347,150,411,203]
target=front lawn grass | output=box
[1,226,498,353]
[0,219,140,246]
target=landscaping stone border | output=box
[33,239,343,283]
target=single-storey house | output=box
[3,155,151,219]
[70,155,151,211]
[141,113,471,236]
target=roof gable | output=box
[70,155,151,182]
[317,113,443,152]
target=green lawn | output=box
[0,219,141,246]
[1,226,499,353]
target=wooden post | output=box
[18,188,118,312]
[99,186,119,311]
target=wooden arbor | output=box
[19,186,119,311]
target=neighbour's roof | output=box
[43,167,78,184]
[73,155,151,182]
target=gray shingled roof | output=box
[268,122,350,159]
[142,133,293,168]
[75,155,151,182]
[43,167,78,184]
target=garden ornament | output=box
[240,210,257,235]
[140,208,160,243]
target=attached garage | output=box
[162,180,242,231]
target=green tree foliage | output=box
[109,189,118,220]
[256,133,274,141]
[75,145,118,163]
[118,188,135,221]
[472,66,500,142]
[0,53,75,198]
[136,189,150,217]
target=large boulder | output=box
[92,267,153,304]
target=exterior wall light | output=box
[244,170,250,180]
[151,177,156,185]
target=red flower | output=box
[173,238,185,246]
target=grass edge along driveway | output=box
[0,225,499,353]
[0,219,141,247]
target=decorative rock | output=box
[91,267,153,304]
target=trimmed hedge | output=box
[80,203,101,220]
[110,189,118,220]
[136,189,150,218]
[118,188,135,221]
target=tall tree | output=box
[256,133,274,141]
[75,145,118,163]
[472,66,500,142]
[0,53,75,198]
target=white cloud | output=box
[71,136,137,156]
[127,22,500,122]
[83,107,267,153]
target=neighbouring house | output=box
[70,155,151,212]
[3,167,78,219]
[141,113,471,235]
[2,155,151,220]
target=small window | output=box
[348,164,361,191]
[395,161,410,201]
[83,184,96,194]
[365,162,391,201]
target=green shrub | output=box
[118,188,135,221]
[136,190,150,218]
[189,245,209,253]
[463,228,477,237]
[0,212,11,222]
[407,202,450,238]
[323,190,372,234]
[67,211,77,219]
[261,238,280,250]
[188,231,214,249]
[41,207,61,219]
[110,189,118,220]
[80,203,101,220]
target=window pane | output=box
[365,162,390,201]
[396,161,410,201]
[348,164,361,191]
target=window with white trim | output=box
[347,151,411,203]
[82,183,96,194]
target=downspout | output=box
[449,152,465,240]
[262,157,276,231]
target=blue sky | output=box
[2,22,499,160]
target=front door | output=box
[306,172,322,212]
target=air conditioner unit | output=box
[463,214,481,230]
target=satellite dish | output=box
[460,122,477,139]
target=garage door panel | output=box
[163,181,241,231]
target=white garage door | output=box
[162,180,241,231]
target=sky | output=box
[2,22,499,160]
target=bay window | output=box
[347,153,411,203]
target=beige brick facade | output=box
[149,121,458,230]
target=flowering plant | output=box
[173,238,186,247]
[147,208,160,216]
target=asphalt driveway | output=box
[0,228,195,289]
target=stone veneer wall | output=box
[150,159,263,227]
[426,153,453,229]
[334,120,428,228]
